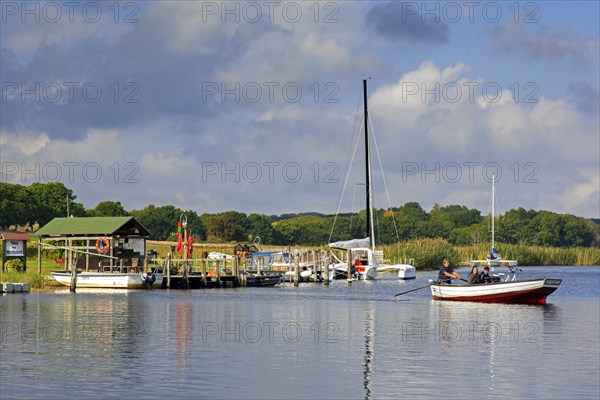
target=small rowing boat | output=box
[429,272,561,304]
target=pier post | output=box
[294,251,300,287]
[347,250,352,283]
[324,251,330,285]
[201,258,207,288]
[69,242,77,293]
[233,256,239,287]
[109,236,114,270]
[85,239,90,271]
[312,250,317,283]
[166,253,171,289]
[37,240,42,274]
[242,256,247,287]
[216,259,221,288]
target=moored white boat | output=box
[429,277,561,304]
[51,270,163,289]
[328,239,415,280]
[377,264,416,280]
[470,175,517,268]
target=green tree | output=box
[247,214,275,244]
[205,213,247,242]
[87,201,129,217]
[131,205,204,241]
[27,182,85,224]
[0,183,29,228]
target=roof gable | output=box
[1,232,30,241]
[34,217,151,237]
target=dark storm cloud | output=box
[490,23,599,64]
[366,1,449,44]
[0,8,276,140]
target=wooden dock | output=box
[152,248,332,290]
[1,282,30,293]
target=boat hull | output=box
[356,265,378,280]
[52,271,164,289]
[430,278,561,304]
[245,274,283,287]
[377,264,416,280]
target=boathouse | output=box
[34,217,151,273]
[1,232,30,272]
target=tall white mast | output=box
[363,79,375,252]
[491,174,495,253]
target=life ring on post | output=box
[96,237,111,254]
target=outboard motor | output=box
[144,272,156,289]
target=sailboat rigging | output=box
[328,79,415,280]
[470,175,517,267]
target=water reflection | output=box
[175,302,192,368]
[1,267,598,400]
[363,301,374,400]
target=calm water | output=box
[1,266,599,399]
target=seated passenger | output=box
[438,258,461,284]
[479,266,494,284]
[466,266,480,284]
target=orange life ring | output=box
[95,237,110,254]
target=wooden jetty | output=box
[151,248,332,290]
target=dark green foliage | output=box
[0,182,85,228]
[87,201,129,217]
[131,205,205,241]
[1,183,597,248]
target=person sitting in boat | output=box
[438,258,461,284]
[479,266,494,284]
[354,255,365,273]
[467,265,481,284]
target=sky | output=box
[1,0,599,218]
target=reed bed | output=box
[384,240,600,269]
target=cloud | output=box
[1,3,597,218]
[567,82,600,117]
[366,1,449,44]
[490,23,600,64]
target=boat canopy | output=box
[328,238,370,250]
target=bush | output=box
[4,258,25,272]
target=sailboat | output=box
[470,175,517,267]
[328,79,416,280]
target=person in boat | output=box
[479,266,494,284]
[438,258,461,284]
[467,265,481,284]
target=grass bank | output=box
[0,270,62,291]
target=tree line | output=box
[1,182,598,247]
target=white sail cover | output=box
[328,238,370,250]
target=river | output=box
[1,266,598,399]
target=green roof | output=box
[34,217,151,237]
